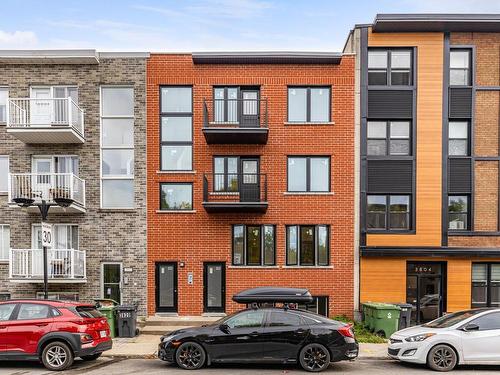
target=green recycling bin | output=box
[362,303,374,330]
[371,303,401,338]
[95,299,119,338]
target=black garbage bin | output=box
[391,303,413,329]
[116,305,137,338]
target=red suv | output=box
[0,299,112,371]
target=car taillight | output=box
[338,324,355,338]
[80,333,94,344]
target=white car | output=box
[388,308,500,371]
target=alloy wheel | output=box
[176,342,205,370]
[45,345,68,368]
[300,344,331,372]
[428,345,457,372]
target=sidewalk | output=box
[103,335,389,360]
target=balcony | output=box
[203,98,268,144]
[203,173,268,213]
[9,249,86,283]
[9,173,86,213]
[7,98,84,143]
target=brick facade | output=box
[147,54,356,317]
[0,57,148,315]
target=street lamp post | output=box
[13,196,74,300]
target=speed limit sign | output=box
[41,222,52,248]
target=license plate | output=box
[100,330,107,338]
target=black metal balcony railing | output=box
[203,173,268,213]
[203,98,268,128]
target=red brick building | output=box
[146,52,355,317]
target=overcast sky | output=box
[1,0,500,52]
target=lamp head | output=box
[54,197,74,208]
[13,197,34,208]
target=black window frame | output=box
[366,194,412,232]
[159,85,193,172]
[232,224,276,266]
[287,156,331,192]
[368,48,413,86]
[213,156,240,192]
[449,49,472,87]
[472,263,500,309]
[159,182,193,211]
[448,120,470,156]
[367,120,412,156]
[287,86,331,123]
[448,194,470,231]
[285,225,330,266]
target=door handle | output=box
[249,331,259,337]
[35,323,48,327]
[296,329,306,334]
[0,326,6,329]
[236,336,250,340]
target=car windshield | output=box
[424,309,486,328]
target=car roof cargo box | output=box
[233,287,314,304]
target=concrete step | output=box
[141,325,195,336]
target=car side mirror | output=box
[462,323,479,332]
[219,323,230,333]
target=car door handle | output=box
[296,329,306,334]
[0,326,6,329]
[249,331,259,337]
[35,323,48,327]
[236,336,250,340]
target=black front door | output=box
[407,262,446,325]
[240,90,259,127]
[240,158,260,202]
[207,309,265,362]
[203,262,225,313]
[156,262,177,313]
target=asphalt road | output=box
[1,358,500,375]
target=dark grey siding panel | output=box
[367,159,413,193]
[448,158,472,193]
[367,90,413,118]
[449,88,472,118]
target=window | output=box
[102,263,122,303]
[36,292,79,301]
[0,88,8,123]
[17,304,50,320]
[0,225,9,261]
[472,263,500,308]
[0,156,8,193]
[225,310,264,329]
[33,224,78,250]
[297,296,329,317]
[367,195,411,231]
[450,50,471,86]
[448,195,469,230]
[267,311,303,327]
[286,225,329,266]
[448,121,469,156]
[287,157,330,192]
[367,121,411,156]
[214,87,239,123]
[0,304,15,321]
[161,87,193,171]
[160,183,193,210]
[101,87,135,209]
[368,49,412,86]
[288,87,330,123]
[214,157,239,192]
[470,312,500,331]
[0,294,10,301]
[232,225,275,266]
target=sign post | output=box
[41,222,52,299]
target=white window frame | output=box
[31,223,79,250]
[0,87,8,124]
[100,86,135,209]
[0,156,8,194]
[29,86,78,102]
[101,262,123,304]
[31,155,79,175]
[0,225,10,262]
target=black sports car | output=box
[158,307,358,372]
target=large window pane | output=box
[450,51,470,69]
[391,51,411,69]
[0,225,9,261]
[160,184,192,210]
[288,157,307,191]
[288,88,307,122]
[389,195,410,229]
[310,158,329,192]
[367,121,386,138]
[233,226,244,265]
[102,150,134,177]
[161,87,192,113]
[449,121,468,138]
[448,196,468,230]
[161,145,192,171]
[310,88,330,122]
[367,195,386,229]
[161,117,192,142]
[472,264,488,306]
[0,156,8,192]
[0,88,7,123]
[263,226,275,266]
[450,51,470,86]
[102,119,134,147]
[368,51,388,68]
[317,226,328,266]
[102,180,134,208]
[287,226,298,265]
[101,87,134,116]
[247,226,261,266]
[300,226,314,266]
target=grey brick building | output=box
[0,50,148,316]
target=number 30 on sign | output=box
[41,222,52,248]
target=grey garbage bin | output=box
[116,305,137,338]
[391,303,413,329]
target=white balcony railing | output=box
[7,98,84,136]
[9,249,86,281]
[9,173,85,208]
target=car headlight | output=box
[405,333,436,342]
[161,335,175,343]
